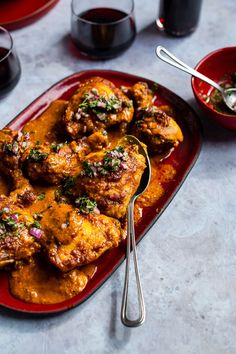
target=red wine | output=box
[157,0,202,36]
[0,47,21,98]
[71,8,136,59]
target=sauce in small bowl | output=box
[192,47,236,130]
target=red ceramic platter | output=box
[0,70,202,314]
[0,0,59,30]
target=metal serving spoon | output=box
[120,135,151,327]
[156,46,236,113]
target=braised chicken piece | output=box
[71,143,146,219]
[64,77,134,139]
[126,81,154,109]
[9,169,36,207]
[131,106,183,154]
[23,131,108,185]
[23,141,81,185]
[71,130,108,159]
[0,129,36,205]
[127,82,183,154]
[0,129,30,171]
[0,195,41,268]
[40,203,122,272]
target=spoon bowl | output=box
[223,88,236,112]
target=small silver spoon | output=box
[156,46,236,113]
[120,135,151,327]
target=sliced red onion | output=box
[30,227,43,239]
[12,142,19,154]
[97,101,106,108]
[24,132,30,140]
[120,162,128,170]
[11,213,19,222]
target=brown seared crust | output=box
[23,131,109,186]
[23,142,81,185]
[40,203,122,272]
[127,82,154,109]
[64,77,134,139]
[73,144,146,219]
[0,129,31,171]
[9,169,36,207]
[131,106,183,154]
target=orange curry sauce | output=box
[0,100,176,304]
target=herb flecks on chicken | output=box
[73,143,146,219]
[0,196,41,268]
[64,77,134,138]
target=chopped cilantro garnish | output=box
[3,141,19,156]
[31,220,41,229]
[78,91,122,121]
[75,197,97,214]
[28,149,48,162]
[50,142,64,153]
[63,176,76,190]
[0,209,23,237]
[62,176,76,196]
[37,192,45,201]
[81,146,128,178]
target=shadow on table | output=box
[108,272,132,349]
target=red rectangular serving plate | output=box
[0,70,202,314]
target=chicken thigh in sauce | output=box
[128,82,183,154]
[64,77,134,139]
[0,195,41,268]
[40,203,123,272]
[72,143,146,219]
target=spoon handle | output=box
[121,198,146,327]
[156,46,223,93]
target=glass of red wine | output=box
[156,0,202,36]
[0,26,21,99]
[71,0,136,60]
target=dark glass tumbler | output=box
[71,0,136,60]
[156,0,203,37]
[0,26,21,99]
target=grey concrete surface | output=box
[0,0,236,353]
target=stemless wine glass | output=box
[71,0,136,60]
[0,26,21,99]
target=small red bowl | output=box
[191,47,236,130]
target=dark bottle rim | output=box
[71,0,135,26]
[0,26,14,63]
